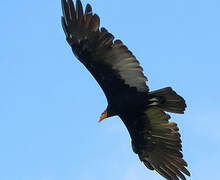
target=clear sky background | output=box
[1,0,220,179]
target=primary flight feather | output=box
[61,0,190,179]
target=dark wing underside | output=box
[61,0,149,101]
[120,107,190,180]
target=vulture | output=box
[61,0,190,179]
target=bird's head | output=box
[98,105,116,122]
[98,109,108,123]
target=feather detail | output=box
[84,4,93,28]
[68,0,76,21]
[76,0,83,23]
[88,14,100,31]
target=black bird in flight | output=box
[61,0,190,179]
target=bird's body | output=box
[61,0,190,179]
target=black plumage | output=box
[61,1,190,179]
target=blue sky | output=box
[1,0,220,179]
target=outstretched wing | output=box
[120,107,190,180]
[61,0,149,101]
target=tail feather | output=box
[149,87,186,114]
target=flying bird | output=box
[61,0,190,179]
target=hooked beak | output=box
[98,110,107,123]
